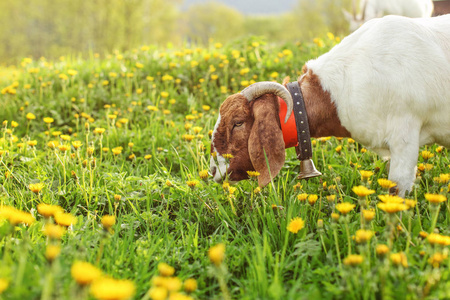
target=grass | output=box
[0,36,450,300]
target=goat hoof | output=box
[389,186,399,196]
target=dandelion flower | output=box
[308,194,319,205]
[158,263,175,277]
[352,185,375,197]
[43,117,54,124]
[222,153,234,159]
[27,140,38,147]
[420,150,434,160]
[359,170,373,181]
[390,252,408,267]
[148,287,168,300]
[425,193,447,204]
[378,179,397,189]
[55,212,77,227]
[184,278,197,293]
[43,224,65,240]
[378,195,404,203]
[296,193,308,202]
[362,209,375,222]
[71,261,102,285]
[26,113,36,120]
[208,243,225,266]
[331,213,340,221]
[355,229,374,243]
[45,245,61,262]
[428,252,447,268]
[434,173,450,184]
[90,277,135,300]
[376,244,389,256]
[343,254,363,266]
[335,202,355,215]
[287,217,305,234]
[29,182,45,194]
[246,171,260,178]
[0,278,9,294]
[199,170,209,179]
[101,215,116,230]
[37,203,63,218]
[186,180,199,189]
[377,202,408,214]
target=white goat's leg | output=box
[387,128,420,197]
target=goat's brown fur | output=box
[300,67,351,138]
[212,93,285,186]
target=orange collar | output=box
[278,97,298,149]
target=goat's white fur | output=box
[344,0,434,31]
[307,15,450,194]
[210,114,228,183]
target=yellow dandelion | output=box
[58,144,71,152]
[199,170,209,179]
[308,194,319,205]
[71,261,102,285]
[43,223,65,240]
[29,182,45,194]
[335,202,355,215]
[94,128,106,134]
[72,141,83,149]
[26,112,36,120]
[0,278,9,294]
[27,140,38,147]
[362,209,375,222]
[222,153,234,159]
[331,213,340,221]
[54,212,77,227]
[246,171,260,178]
[112,147,123,155]
[43,117,54,124]
[187,180,199,189]
[359,170,373,181]
[376,244,389,256]
[184,278,197,293]
[421,150,434,160]
[37,203,63,218]
[45,245,61,262]
[148,287,167,300]
[378,178,396,189]
[90,277,136,300]
[377,202,408,214]
[208,243,225,266]
[343,254,363,266]
[158,263,175,277]
[434,173,450,184]
[101,215,116,230]
[424,193,447,204]
[378,194,404,203]
[390,252,408,267]
[352,185,375,197]
[355,229,374,243]
[287,217,305,234]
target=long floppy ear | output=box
[248,96,286,186]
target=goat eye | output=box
[234,122,244,128]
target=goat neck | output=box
[279,68,351,148]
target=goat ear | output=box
[248,98,286,187]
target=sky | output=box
[182,0,297,15]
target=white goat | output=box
[343,0,434,31]
[210,15,450,196]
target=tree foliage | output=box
[0,0,353,62]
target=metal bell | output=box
[297,158,322,180]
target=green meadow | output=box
[0,37,449,300]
